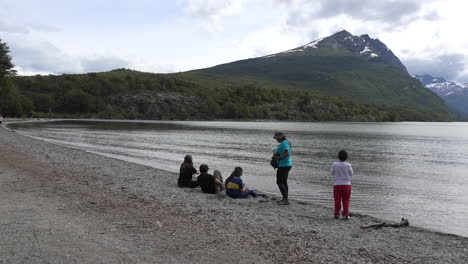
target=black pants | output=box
[276,166,292,199]
[178,180,199,188]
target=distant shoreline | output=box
[3,117,466,124]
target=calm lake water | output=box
[9,120,468,237]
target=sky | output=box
[1,0,467,83]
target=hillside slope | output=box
[9,68,449,121]
[7,31,452,121]
[195,30,448,114]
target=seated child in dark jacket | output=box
[197,164,223,194]
[178,155,199,188]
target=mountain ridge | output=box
[195,30,448,114]
[4,31,453,121]
[265,30,409,75]
[415,74,468,118]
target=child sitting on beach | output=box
[331,150,353,220]
[178,155,199,188]
[197,164,224,194]
[225,167,262,198]
[213,170,224,193]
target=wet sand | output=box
[1,121,467,263]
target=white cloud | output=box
[183,0,247,31]
[7,35,130,74]
[404,54,468,81]
[0,0,468,83]
[276,0,439,24]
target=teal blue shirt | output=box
[276,140,292,167]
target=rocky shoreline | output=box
[1,121,467,263]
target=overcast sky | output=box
[1,0,467,83]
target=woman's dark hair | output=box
[180,154,194,171]
[338,150,348,161]
[225,167,243,188]
[183,155,193,165]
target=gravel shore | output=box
[1,121,467,263]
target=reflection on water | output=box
[9,120,468,237]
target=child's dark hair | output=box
[225,167,243,188]
[199,164,209,173]
[183,154,193,165]
[338,150,348,161]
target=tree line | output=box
[0,39,451,121]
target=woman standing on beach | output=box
[178,155,199,188]
[273,132,292,205]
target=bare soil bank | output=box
[1,122,467,263]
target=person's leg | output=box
[189,180,199,188]
[276,167,291,200]
[283,167,291,197]
[342,185,352,216]
[237,190,258,198]
[276,168,287,199]
[226,191,237,198]
[333,185,342,216]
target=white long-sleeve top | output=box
[331,161,353,185]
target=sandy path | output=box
[0,123,467,263]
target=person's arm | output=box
[275,141,291,160]
[331,165,335,176]
[349,165,353,179]
[191,166,199,175]
[276,149,289,160]
[241,183,248,191]
[214,178,223,185]
[237,178,247,192]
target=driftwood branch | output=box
[360,218,409,229]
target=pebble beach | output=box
[1,120,467,263]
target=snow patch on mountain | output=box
[260,30,407,75]
[360,46,371,54]
[304,37,323,48]
[415,74,467,97]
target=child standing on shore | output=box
[331,150,353,220]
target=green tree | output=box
[0,82,33,117]
[0,39,31,117]
[0,39,16,80]
[32,94,54,113]
[56,88,92,114]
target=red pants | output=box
[334,185,352,216]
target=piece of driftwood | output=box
[360,218,409,229]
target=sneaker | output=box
[342,216,349,220]
[334,215,340,219]
[277,199,290,205]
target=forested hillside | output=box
[0,36,453,121]
[8,69,450,121]
[196,31,448,114]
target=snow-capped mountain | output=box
[414,74,467,97]
[415,74,468,118]
[270,30,409,75]
[198,30,450,116]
